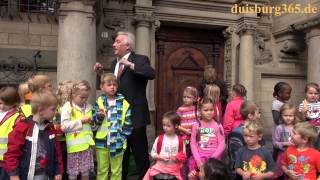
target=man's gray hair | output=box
[118,31,135,51]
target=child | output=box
[235,120,275,180]
[176,86,199,145]
[272,82,292,125]
[176,86,199,179]
[20,75,53,118]
[227,101,261,178]
[272,103,297,179]
[189,98,225,172]
[143,111,186,180]
[299,82,320,150]
[56,80,74,180]
[282,122,320,180]
[61,80,95,180]
[94,73,132,180]
[0,87,21,180]
[188,158,231,180]
[4,90,63,180]
[299,82,320,131]
[223,84,247,136]
[203,84,222,124]
[18,82,31,105]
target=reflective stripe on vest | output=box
[0,113,19,160]
[95,96,130,139]
[65,105,95,153]
[21,104,32,118]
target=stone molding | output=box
[133,13,155,28]
[292,14,320,32]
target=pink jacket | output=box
[223,96,245,136]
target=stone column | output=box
[306,27,320,84]
[134,14,152,56]
[57,0,96,101]
[237,22,256,101]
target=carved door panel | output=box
[155,27,224,133]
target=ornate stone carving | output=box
[223,26,234,86]
[236,23,257,35]
[255,28,272,65]
[278,33,305,62]
[224,37,232,85]
[98,17,125,55]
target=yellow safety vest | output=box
[95,96,130,140]
[65,105,95,153]
[20,104,32,118]
[0,112,19,160]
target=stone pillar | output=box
[134,14,152,56]
[57,0,96,101]
[306,27,320,84]
[237,22,256,101]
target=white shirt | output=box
[114,52,131,78]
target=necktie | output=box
[117,62,124,78]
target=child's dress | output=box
[272,124,293,178]
[61,102,95,177]
[143,134,186,180]
[223,96,245,136]
[4,117,63,180]
[272,99,284,125]
[299,101,320,132]
[299,101,320,150]
[189,120,225,171]
[176,105,197,145]
[282,146,320,180]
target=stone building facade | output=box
[0,0,319,139]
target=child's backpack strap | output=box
[156,134,164,154]
[178,135,183,152]
[157,134,184,154]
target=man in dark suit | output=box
[94,31,155,180]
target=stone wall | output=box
[0,14,58,87]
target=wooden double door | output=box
[155,26,225,133]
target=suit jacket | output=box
[111,52,155,128]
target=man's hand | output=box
[94,62,104,75]
[119,58,134,69]
[242,172,251,180]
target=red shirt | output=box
[282,146,320,180]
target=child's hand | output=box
[251,173,264,180]
[54,175,62,180]
[10,176,20,180]
[81,117,92,124]
[178,126,190,135]
[286,170,300,180]
[188,170,198,180]
[96,111,106,121]
[242,172,251,180]
[285,141,295,146]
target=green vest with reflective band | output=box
[95,96,130,140]
[20,104,32,118]
[65,105,95,153]
[0,112,19,160]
